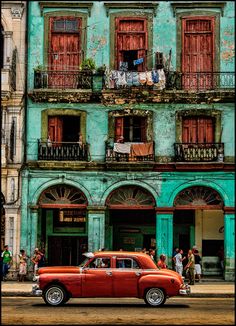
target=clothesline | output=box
[105,69,166,89]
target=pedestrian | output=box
[157,254,167,269]
[172,247,179,270]
[194,249,202,282]
[31,248,42,281]
[184,249,195,285]
[148,248,156,262]
[18,249,28,282]
[1,245,12,281]
[173,249,186,276]
[38,248,46,268]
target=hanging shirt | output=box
[133,58,144,66]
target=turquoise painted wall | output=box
[28,1,235,89]
[26,101,235,161]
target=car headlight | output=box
[33,275,39,282]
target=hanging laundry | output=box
[156,69,166,90]
[152,70,159,83]
[132,72,140,86]
[117,71,127,87]
[126,72,133,86]
[133,58,144,66]
[119,62,128,71]
[146,71,154,86]
[139,72,147,84]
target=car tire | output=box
[144,288,166,307]
[43,285,67,306]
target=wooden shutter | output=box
[115,117,124,141]
[115,17,147,71]
[182,117,214,143]
[48,116,63,142]
[182,17,215,89]
[48,17,81,87]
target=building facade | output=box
[1,1,26,276]
[22,1,235,280]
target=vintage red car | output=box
[32,251,190,307]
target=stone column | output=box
[87,206,106,252]
[2,31,13,69]
[29,206,39,256]
[156,208,174,267]
[224,208,235,281]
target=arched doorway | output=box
[1,193,5,250]
[173,186,224,276]
[106,186,156,251]
[38,184,88,266]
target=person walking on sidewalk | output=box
[31,248,42,281]
[173,249,186,276]
[18,249,28,282]
[194,249,202,282]
[184,249,195,285]
[1,245,12,281]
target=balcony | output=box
[174,143,224,162]
[105,141,155,162]
[38,140,90,161]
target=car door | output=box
[112,257,142,297]
[82,257,113,297]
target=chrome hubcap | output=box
[47,287,63,305]
[147,288,164,305]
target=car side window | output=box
[88,258,111,268]
[116,258,140,269]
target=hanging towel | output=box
[117,71,127,87]
[126,72,133,86]
[130,142,154,156]
[114,142,131,154]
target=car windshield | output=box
[78,257,90,267]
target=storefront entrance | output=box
[105,185,156,252]
[38,184,88,266]
[48,236,87,266]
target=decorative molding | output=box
[170,1,226,17]
[11,7,24,19]
[155,207,174,214]
[223,207,235,214]
[39,1,93,16]
[104,1,159,17]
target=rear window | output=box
[116,258,140,269]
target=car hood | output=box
[38,266,81,274]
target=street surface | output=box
[2,297,235,325]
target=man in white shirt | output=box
[174,249,186,276]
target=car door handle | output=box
[135,271,141,276]
[106,271,112,276]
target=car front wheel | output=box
[144,288,166,307]
[43,285,67,306]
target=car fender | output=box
[138,274,181,297]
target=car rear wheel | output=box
[144,288,166,307]
[43,285,67,306]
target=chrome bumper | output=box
[179,284,191,295]
[32,284,43,296]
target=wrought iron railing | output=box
[105,141,155,162]
[166,72,235,91]
[38,140,90,161]
[34,69,105,90]
[174,143,224,162]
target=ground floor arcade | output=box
[18,170,235,281]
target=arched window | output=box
[106,185,155,209]
[174,186,223,208]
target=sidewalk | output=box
[1,281,235,298]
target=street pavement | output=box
[1,280,234,298]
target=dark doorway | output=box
[48,236,87,266]
[62,116,80,142]
[123,50,138,71]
